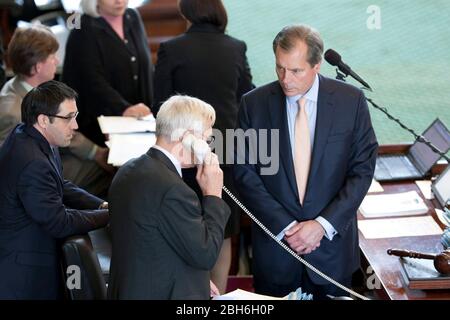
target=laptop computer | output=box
[375,118,450,181]
[431,164,450,208]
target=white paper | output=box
[213,288,313,300]
[359,191,429,218]
[107,133,156,166]
[358,216,443,239]
[97,116,156,134]
[368,179,384,193]
[213,289,285,300]
[138,114,156,121]
[415,180,433,200]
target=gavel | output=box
[387,248,450,274]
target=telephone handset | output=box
[181,133,367,299]
[182,133,211,164]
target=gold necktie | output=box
[294,97,311,204]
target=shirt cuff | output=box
[87,144,98,161]
[315,216,338,241]
[275,220,297,241]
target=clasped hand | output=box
[284,220,325,255]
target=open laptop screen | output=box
[409,119,450,175]
[432,165,450,207]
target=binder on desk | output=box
[374,119,450,181]
[359,191,429,218]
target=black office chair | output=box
[61,227,112,300]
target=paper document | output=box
[138,114,156,121]
[358,216,442,239]
[107,133,156,166]
[213,288,312,300]
[415,180,433,200]
[368,179,384,193]
[359,191,428,218]
[98,115,156,134]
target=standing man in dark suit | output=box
[0,80,110,299]
[234,24,378,299]
[108,95,230,300]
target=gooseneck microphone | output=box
[324,49,372,90]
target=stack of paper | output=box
[107,133,156,167]
[359,191,429,218]
[213,288,313,300]
[358,216,442,239]
[98,115,156,134]
[97,115,157,166]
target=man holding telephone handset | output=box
[107,95,230,299]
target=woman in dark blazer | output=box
[63,0,153,146]
[154,0,254,294]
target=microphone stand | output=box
[334,69,450,163]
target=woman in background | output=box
[63,0,153,146]
[154,0,254,294]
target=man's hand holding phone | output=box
[196,152,223,198]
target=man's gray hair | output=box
[272,24,324,67]
[80,0,100,17]
[156,95,216,141]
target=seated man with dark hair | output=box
[0,80,110,300]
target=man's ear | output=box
[314,61,322,73]
[31,62,42,76]
[36,114,49,129]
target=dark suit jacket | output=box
[154,23,253,139]
[63,8,154,146]
[107,148,230,300]
[0,124,110,299]
[234,75,378,289]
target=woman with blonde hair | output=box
[63,0,153,146]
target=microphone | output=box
[324,49,372,90]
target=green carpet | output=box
[224,0,450,146]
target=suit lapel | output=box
[268,85,298,198]
[307,75,335,187]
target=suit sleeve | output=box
[233,96,297,234]
[319,91,378,234]
[153,42,173,114]
[63,27,130,116]
[157,184,230,270]
[62,179,104,210]
[17,159,109,238]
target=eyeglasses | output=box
[206,136,215,146]
[43,111,79,122]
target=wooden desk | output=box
[358,181,450,300]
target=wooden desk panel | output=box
[358,181,450,300]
